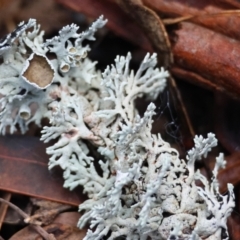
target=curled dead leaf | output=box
[170,21,240,97]
[116,0,173,67]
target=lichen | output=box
[0,17,235,240]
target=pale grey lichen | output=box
[0,17,235,240]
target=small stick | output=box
[0,198,56,240]
[0,192,11,229]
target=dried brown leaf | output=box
[170,21,240,97]
[0,136,82,206]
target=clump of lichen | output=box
[0,18,235,240]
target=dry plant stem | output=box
[163,15,193,25]
[169,76,195,138]
[0,192,11,229]
[163,10,240,25]
[0,198,56,240]
[171,67,218,91]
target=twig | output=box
[0,192,11,229]
[0,198,56,240]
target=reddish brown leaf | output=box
[0,136,83,206]
[141,1,240,96]
[170,21,240,97]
